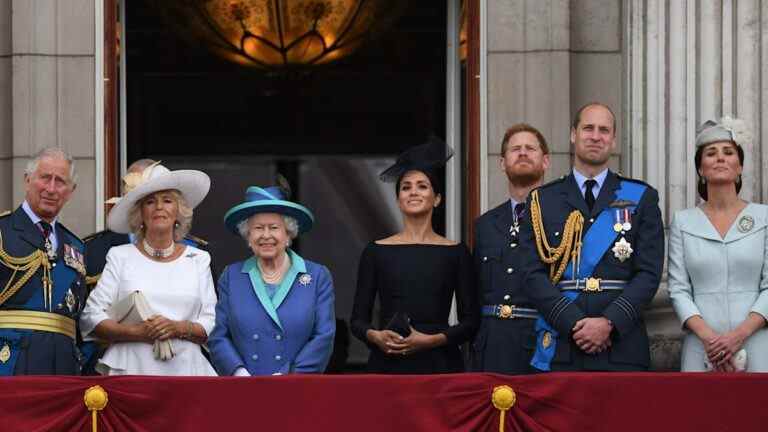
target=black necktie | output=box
[514,203,526,220]
[584,179,597,211]
[39,221,52,239]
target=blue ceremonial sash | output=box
[530,180,647,371]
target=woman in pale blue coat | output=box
[668,118,768,372]
[209,184,335,376]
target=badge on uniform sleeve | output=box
[298,274,312,286]
[612,237,633,262]
[542,332,552,349]
[63,244,86,275]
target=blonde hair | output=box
[128,189,193,242]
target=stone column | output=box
[485,0,571,210]
[0,0,11,209]
[1,0,97,236]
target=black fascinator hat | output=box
[379,136,454,194]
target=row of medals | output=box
[508,207,634,262]
[612,208,633,262]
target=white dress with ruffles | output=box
[80,244,218,376]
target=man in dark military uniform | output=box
[81,159,210,374]
[518,102,664,372]
[0,147,87,375]
[471,123,550,374]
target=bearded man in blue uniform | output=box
[471,123,550,374]
[0,147,87,375]
[518,102,664,371]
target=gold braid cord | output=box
[0,231,52,307]
[530,190,584,284]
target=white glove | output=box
[234,367,251,377]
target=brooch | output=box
[612,237,633,262]
[298,273,312,286]
[738,215,754,233]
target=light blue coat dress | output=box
[668,203,768,372]
[209,250,336,375]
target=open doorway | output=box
[111,0,465,369]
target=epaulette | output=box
[58,224,84,248]
[536,175,568,190]
[0,210,10,218]
[83,229,111,243]
[185,234,209,247]
[615,173,652,187]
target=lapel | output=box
[562,174,590,216]
[685,204,767,243]
[241,250,308,330]
[591,171,621,217]
[11,206,45,251]
[492,202,515,236]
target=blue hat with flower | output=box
[224,186,315,235]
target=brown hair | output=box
[694,142,744,200]
[500,123,550,155]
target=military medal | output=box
[0,343,10,363]
[613,209,632,233]
[65,289,76,313]
[63,244,86,275]
[44,237,56,260]
[612,237,633,262]
[738,215,754,233]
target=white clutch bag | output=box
[108,291,175,361]
[704,348,747,372]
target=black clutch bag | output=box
[385,311,412,338]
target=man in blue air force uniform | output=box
[472,123,550,374]
[518,103,664,371]
[0,148,87,375]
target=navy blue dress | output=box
[351,242,479,374]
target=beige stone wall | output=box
[486,0,624,211]
[0,0,96,237]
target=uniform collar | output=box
[22,200,58,230]
[572,168,608,194]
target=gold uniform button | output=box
[506,268,514,274]
[482,256,488,262]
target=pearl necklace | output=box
[143,238,175,258]
[258,254,290,284]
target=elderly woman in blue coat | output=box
[209,185,335,376]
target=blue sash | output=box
[530,181,647,371]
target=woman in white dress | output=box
[668,117,768,372]
[80,163,217,376]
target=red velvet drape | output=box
[1,373,766,431]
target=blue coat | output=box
[668,203,768,371]
[209,251,335,375]
[471,201,537,374]
[0,206,87,375]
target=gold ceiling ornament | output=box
[158,0,407,69]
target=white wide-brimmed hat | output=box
[107,163,210,234]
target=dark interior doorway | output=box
[124,1,450,368]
